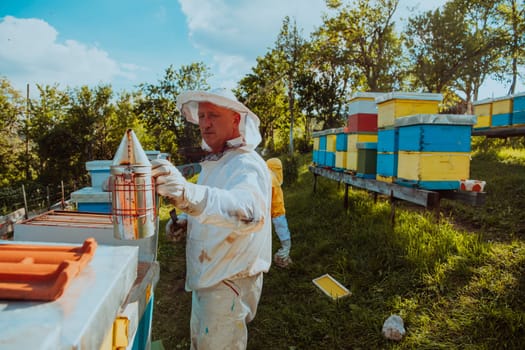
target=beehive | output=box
[491,96,513,128]
[472,98,493,129]
[394,114,476,190]
[346,92,382,132]
[348,92,383,115]
[377,127,398,153]
[345,133,377,172]
[375,92,443,128]
[512,92,525,126]
[376,152,397,181]
[86,160,112,189]
[335,151,347,170]
[356,142,377,178]
[396,114,474,153]
[346,150,358,171]
[396,151,471,190]
[347,113,378,132]
[70,187,112,214]
[347,133,378,151]
[335,128,348,151]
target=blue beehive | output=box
[394,114,476,190]
[512,92,525,126]
[377,127,398,153]
[336,132,348,151]
[397,115,472,153]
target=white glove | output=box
[165,210,188,242]
[151,159,207,215]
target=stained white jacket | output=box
[184,148,272,291]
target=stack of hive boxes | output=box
[312,129,338,168]
[491,96,513,128]
[511,92,525,126]
[472,98,492,130]
[346,92,381,173]
[334,127,348,171]
[375,92,443,183]
[395,114,476,190]
[70,160,113,213]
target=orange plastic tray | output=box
[0,238,97,301]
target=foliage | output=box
[405,0,508,104]
[0,78,26,185]
[136,63,211,163]
[322,0,405,92]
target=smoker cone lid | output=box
[112,129,151,166]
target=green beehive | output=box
[356,142,377,178]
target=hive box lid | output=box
[71,187,112,203]
[312,128,343,137]
[0,243,138,349]
[394,114,477,127]
[85,160,112,171]
[375,92,443,104]
[350,91,385,101]
[472,97,494,105]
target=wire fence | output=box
[0,181,84,218]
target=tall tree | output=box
[405,0,505,104]
[0,78,26,186]
[28,84,70,183]
[237,50,288,153]
[275,16,307,155]
[496,0,525,95]
[322,0,404,92]
[136,63,211,163]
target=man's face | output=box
[198,102,241,153]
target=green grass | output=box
[152,150,525,349]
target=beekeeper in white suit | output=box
[151,88,272,350]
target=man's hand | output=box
[151,159,187,207]
[166,210,188,242]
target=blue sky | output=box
[0,0,521,100]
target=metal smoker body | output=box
[110,129,158,240]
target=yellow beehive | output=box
[335,151,347,169]
[375,92,443,128]
[346,150,358,171]
[472,98,493,129]
[347,133,377,152]
[474,115,491,129]
[326,134,337,152]
[397,151,470,181]
[492,96,513,115]
[473,98,492,116]
[313,137,320,151]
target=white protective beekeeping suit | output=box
[175,88,272,349]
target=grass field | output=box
[152,143,525,349]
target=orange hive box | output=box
[0,238,97,301]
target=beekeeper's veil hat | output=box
[176,88,262,150]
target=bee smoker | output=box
[109,129,158,240]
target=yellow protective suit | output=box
[266,157,286,218]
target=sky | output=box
[0,0,522,100]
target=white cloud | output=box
[0,16,139,92]
[178,0,328,87]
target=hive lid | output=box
[472,97,494,105]
[375,91,443,103]
[350,91,385,101]
[112,129,151,166]
[85,160,112,171]
[0,238,97,301]
[394,114,477,127]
